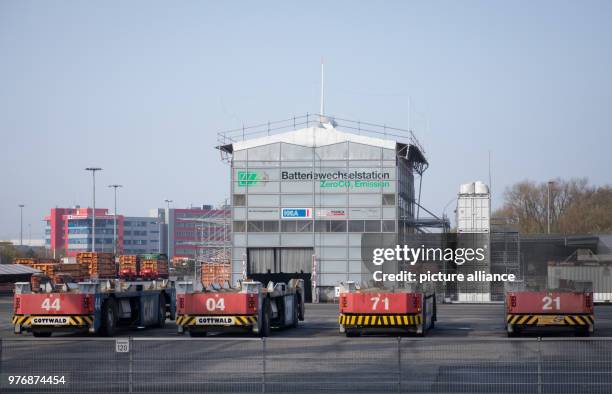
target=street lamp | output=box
[18,204,24,246]
[547,180,556,234]
[164,199,173,258]
[85,167,103,252]
[108,184,123,255]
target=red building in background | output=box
[45,207,124,256]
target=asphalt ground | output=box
[2,296,611,393]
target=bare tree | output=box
[493,178,612,234]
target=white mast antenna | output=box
[320,58,325,118]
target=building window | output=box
[330,221,346,232]
[382,220,395,232]
[348,220,364,233]
[296,221,313,232]
[382,194,395,205]
[247,221,279,232]
[364,220,381,232]
[315,220,347,233]
[233,221,246,232]
[247,221,263,232]
[281,221,296,232]
[233,194,246,206]
[263,221,279,232]
[281,220,313,232]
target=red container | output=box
[339,292,423,314]
[14,293,94,315]
[506,291,593,314]
[178,292,258,315]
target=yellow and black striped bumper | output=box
[12,315,93,327]
[506,314,594,326]
[339,314,422,327]
[176,315,257,326]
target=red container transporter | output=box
[505,291,594,336]
[176,279,305,337]
[338,282,436,336]
[13,279,175,337]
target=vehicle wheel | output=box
[291,299,299,328]
[259,299,271,337]
[297,294,305,321]
[345,329,360,337]
[189,331,207,337]
[101,298,118,337]
[156,294,167,328]
[32,331,52,338]
[575,327,590,337]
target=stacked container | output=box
[77,252,117,279]
[201,262,231,287]
[139,254,169,280]
[118,255,140,280]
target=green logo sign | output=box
[237,171,261,186]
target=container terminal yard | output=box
[1,115,612,393]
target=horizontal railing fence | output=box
[1,337,611,394]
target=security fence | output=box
[1,337,611,394]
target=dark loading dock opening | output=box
[247,247,313,302]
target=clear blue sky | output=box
[1,1,611,239]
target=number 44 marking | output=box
[41,298,61,311]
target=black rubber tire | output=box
[189,331,207,337]
[32,331,52,338]
[156,294,167,328]
[345,329,360,337]
[575,327,591,337]
[101,298,118,337]
[297,294,305,321]
[259,299,271,337]
[291,299,299,328]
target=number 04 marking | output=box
[205,298,225,311]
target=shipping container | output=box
[457,181,490,233]
[548,262,612,303]
[77,252,116,279]
[140,255,169,280]
[201,263,231,287]
[118,255,140,280]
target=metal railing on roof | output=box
[217,113,425,156]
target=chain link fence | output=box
[1,337,611,393]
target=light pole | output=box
[164,199,173,258]
[85,167,103,252]
[547,180,556,234]
[18,204,24,246]
[108,184,123,255]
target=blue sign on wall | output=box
[281,208,312,219]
